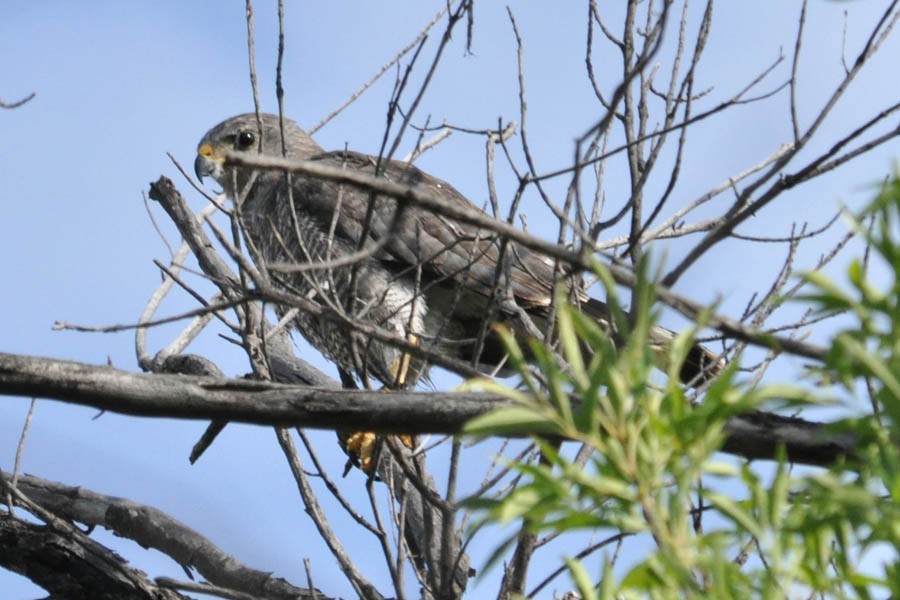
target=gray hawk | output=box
[194,113,721,391]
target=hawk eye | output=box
[235,131,256,150]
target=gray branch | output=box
[1,470,322,600]
[0,512,188,600]
[0,352,857,467]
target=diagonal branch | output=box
[0,514,189,600]
[1,470,321,600]
[199,163,832,364]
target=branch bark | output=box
[0,352,857,467]
[1,470,322,600]
[0,513,191,600]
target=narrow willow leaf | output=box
[557,299,588,387]
[838,334,900,402]
[463,406,559,437]
[566,557,599,600]
[705,491,764,539]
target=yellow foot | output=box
[343,430,378,473]
[340,337,420,475]
[340,430,417,475]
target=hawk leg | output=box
[391,333,419,388]
[341,333,419,474]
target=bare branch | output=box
[663,1,900,286]
[0,353,858,467]
[276,429,385,600]
[311,7,450,134]
[1,471,319,600]
[0,514,189,600]
[0,92,35,109]
[201,162,832,364]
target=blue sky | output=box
[2,2,899,598]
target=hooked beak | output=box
[194,142,223,183]
[194,153,215,183]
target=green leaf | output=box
[705,491,763,539]
[463,406,559,437]
[837,333,900,403]
[558,299,588,387]
[566,556,599,600]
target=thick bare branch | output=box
[0,352,502,432]
[1,471,319,600]
[0,352,858,467]
[0,514,189,600]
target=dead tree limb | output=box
[0,514,188,600]
[0,352,857,467]
[1,471,322,600]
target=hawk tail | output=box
[582,298,722,387]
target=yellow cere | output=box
[198,143,214,158]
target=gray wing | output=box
[293,150,561,309]
[281,148,723,385]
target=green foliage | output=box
[461,176,900,597]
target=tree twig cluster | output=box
[4,1,900,598]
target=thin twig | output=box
[275,429,385,600]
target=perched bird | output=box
[194,113,720,391]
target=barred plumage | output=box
[195,113,721,388]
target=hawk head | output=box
[194,113,323,195]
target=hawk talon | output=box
[341,431,416,475]
[344,430,378,473]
